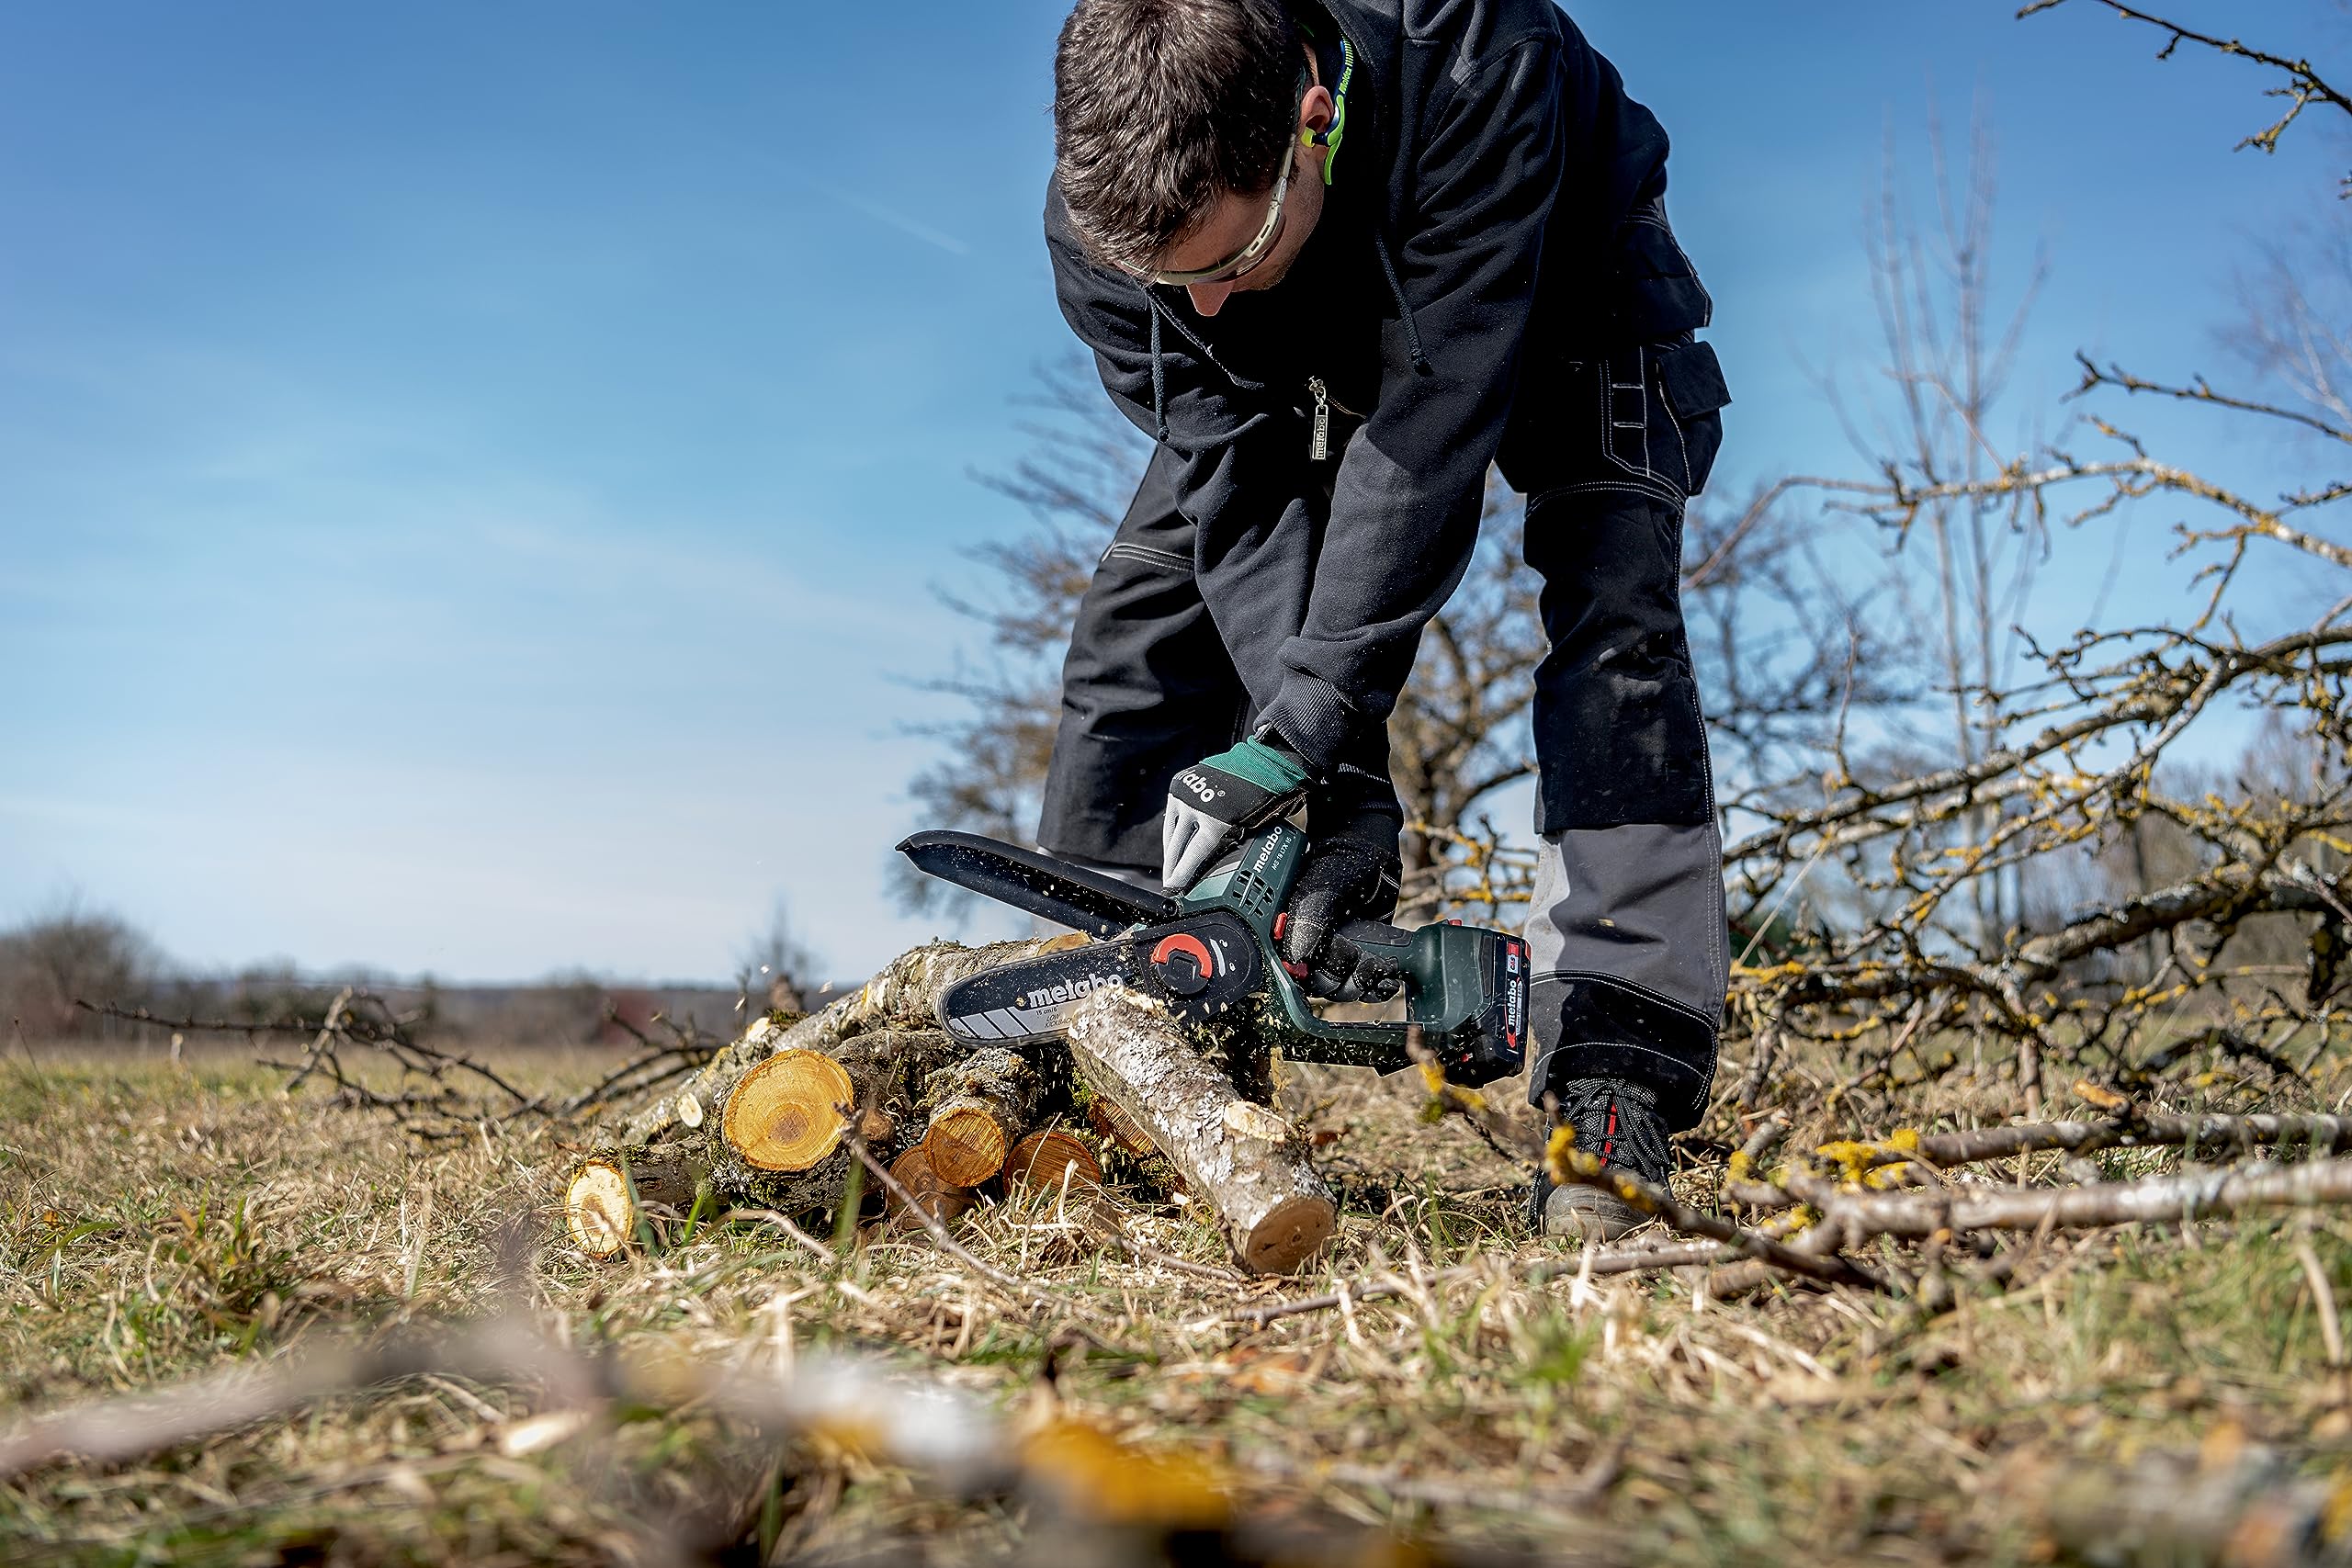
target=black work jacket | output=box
[1045,0,1713,778]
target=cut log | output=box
[617,935,1081,1149]
[722,1049,855,1172]
[571,1032,984,1239]
[564,1142,707,1259]
[921,1047,1043,1187]
[704,1030,973,1217]
[1087,1095,1157,1156]
[1004,1129,1103,1197]
[884,1145,975,1227]
[1064,990,1335,1275]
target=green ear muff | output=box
[1295,37,1352,182]
[1317,38,1352,184]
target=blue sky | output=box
[4,2,2345,984]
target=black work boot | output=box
[1530,1077,1672,1243]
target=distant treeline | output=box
[0,908,830,1046]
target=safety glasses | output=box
[1130,59,1320,289]
[1131,134,1297,288]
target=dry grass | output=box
[6,1034,2352,1565]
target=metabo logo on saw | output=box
[896,823,1528,1086]
[1022,970,1127,1010]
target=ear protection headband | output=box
[1299,36,1352,184]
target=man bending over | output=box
[1036,0,1731,1238]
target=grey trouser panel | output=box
[1503,340,1732,1132]
[1522,823,1726,1132]
[1042,338,1732,1131]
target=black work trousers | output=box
[1037,339,1732,1130]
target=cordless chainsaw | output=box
[896,824,1530,1086]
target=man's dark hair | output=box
[1053,0,1302,272]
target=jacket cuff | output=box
[1257,680,1357,781]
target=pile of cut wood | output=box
[561,936,1340,1274]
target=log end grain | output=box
[1005,1129,1103,1196]
[926,1105,1012,1188]
[1088,1096,1159,1157]
[921,1046,1041,1187]
[566,1144,707,1258]
[1236,1194,1337,1276]
[564,1158,634,1259]
[885,1145,975,1226]
[723,1049,856,1172]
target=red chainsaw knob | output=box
[1148,932,1216,997]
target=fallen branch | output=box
[1815,1154,2352,1240]
[82,994,543,1137]
[1545,1143,1882,1290]
[1884,1110,2352,1169]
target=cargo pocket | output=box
[1611,197,1713,344]
[1656,339,1730,498]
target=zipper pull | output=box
[1307,377,1331,461]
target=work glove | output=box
[1161,732,1315,894]
[1280,804,1405,1004]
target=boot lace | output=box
[1549,1077,1671,1186]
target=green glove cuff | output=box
[1220,735,1315,795]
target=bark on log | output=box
[1004,1129,1103,1197]
[1064,989,1335,1275]
[825,1028,971,1117]
[564,1142,707,1258]
[618,936,1080,1148]
[921,1047,1043,1187]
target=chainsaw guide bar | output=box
[894,825,1529,1086]
[932,909,1262,1045]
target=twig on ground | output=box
[722,1208,840,1269]
[842,1129,1105,1325]
[1807,1155,2352,1241]
[1546,1143,1882,1290]
[1888,1110,2352,1169]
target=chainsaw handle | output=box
[1332,919,1418,964]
